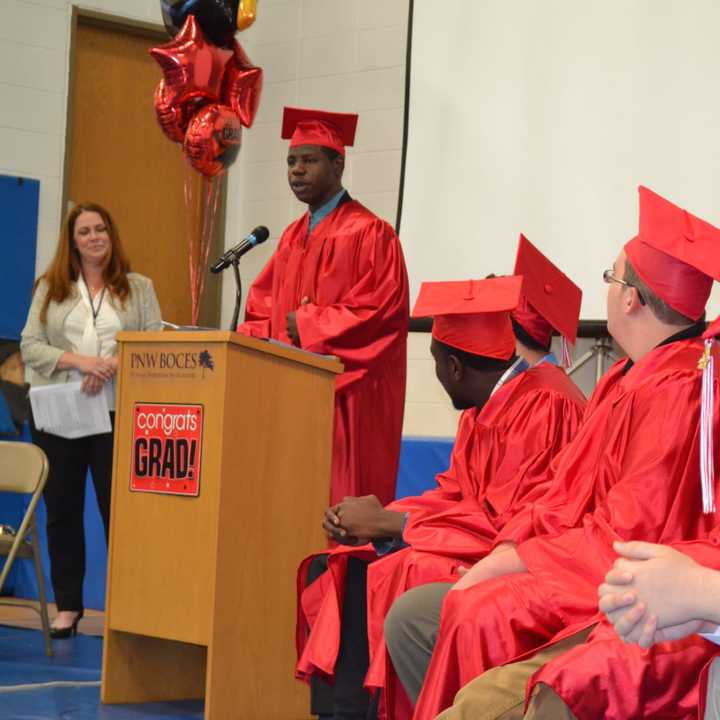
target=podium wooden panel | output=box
[101,331,343,719]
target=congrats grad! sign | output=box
[130,403,203,496]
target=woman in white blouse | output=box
[21,202,162,637]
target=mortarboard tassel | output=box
[699,338,716,514]
[560,335,572,369]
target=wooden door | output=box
[65,16,223,327]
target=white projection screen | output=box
[400,0,720,320]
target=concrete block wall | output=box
[0,0,165,277]
[219,1,469,436]
[0,0,597,440]
[221,0,409,329]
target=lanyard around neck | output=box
[81,273,107,327]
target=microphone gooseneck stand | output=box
[230,259,243,331]
[210,227,270,330]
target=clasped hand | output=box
[598,540,712,648]
[78,356,117,395]
[322,495,401,546]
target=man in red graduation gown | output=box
[394,186,720,720]
[509,317,720,720]
[297,245,586,719]
[238,107,409,507]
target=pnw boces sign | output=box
[130,403,203,496]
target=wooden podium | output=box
[101,331,343,719]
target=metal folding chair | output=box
[0,440,52,656]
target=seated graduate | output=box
[296,240,586,720]
[387,186,720,720]
[585,318,720,720]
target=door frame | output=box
[62,6,167,216]
[62,5,227,327]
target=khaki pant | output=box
[384,582,452,704]
[436,629,592,720]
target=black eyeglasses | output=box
[603,269,646,305]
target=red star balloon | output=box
[150,14,233,110]
[221,40,263,127]
[153,79,208,143]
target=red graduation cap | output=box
[281,106,358,156]
[411,277,523,360]
[624,186,720,321]
[626,189,720,511]
[512,234,582,347]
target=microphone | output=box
[210,226,270,273]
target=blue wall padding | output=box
[395,436,454,499]
[0,174,39,340]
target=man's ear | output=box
[448,353,464,381]
[334,155,345,180]
[625,287,644,316]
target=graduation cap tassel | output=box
[699,338,716,514]
[560,335,572,369]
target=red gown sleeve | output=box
[236,248,277,338]
[402,387,584,559]
[517,372,716,600]
[294,219,408,372]
[671,528,720,569]
[495,364,625,546]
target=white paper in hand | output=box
[29,382,112,438]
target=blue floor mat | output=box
[1,686,204,720]
[0,627,101,685]
[0,626,204,719]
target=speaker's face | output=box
[286,145,343,209]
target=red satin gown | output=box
[296,362,586,719]
[238,196,409,507]
[414,336,720,719]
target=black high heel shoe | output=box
[49,609,84,639]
